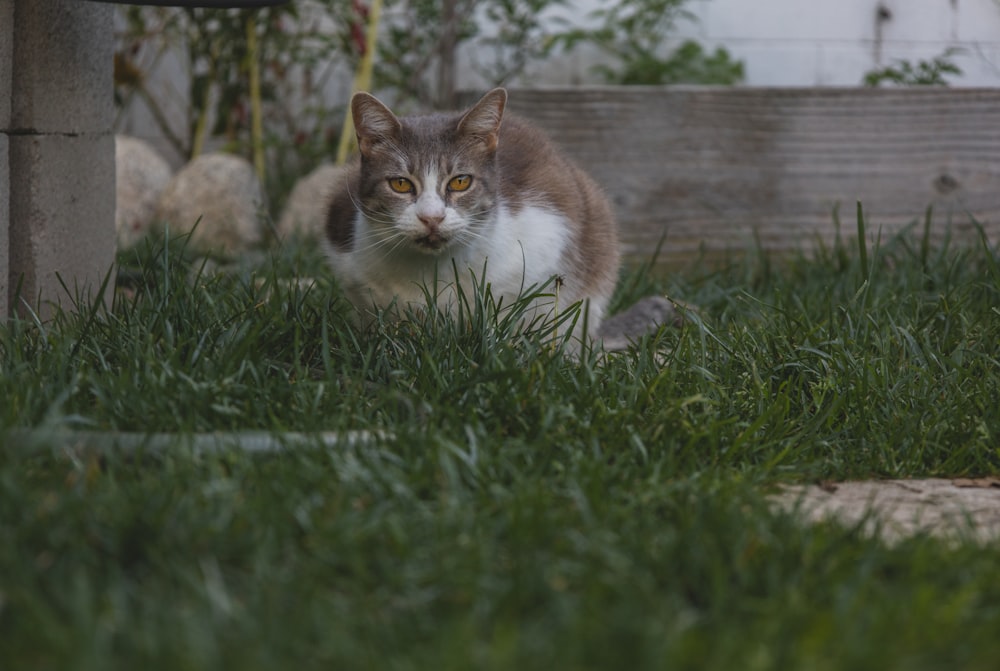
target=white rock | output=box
[276,163,348,241]
[156,153,266,256]
[115,135,173,250]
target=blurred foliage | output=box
[863,48,964,87]
[113,0,743,211]
[114,0,567,207]
[374,0,565,109]
[550,0,745,85]
[114,2,362,210]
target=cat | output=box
[323,88,620,345]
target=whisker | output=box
[346,188,398,227]
[354,229,407,257]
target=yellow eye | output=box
[448,175,472,192]
[388,177,414,193]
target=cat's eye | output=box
[388,177,414,193]
[448,175,472,192]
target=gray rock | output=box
[276,163,348,241]
[115,135,173,250]
[156,152,266,256]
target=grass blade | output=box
[856,200,869,283]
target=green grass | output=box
[2,212,999,669]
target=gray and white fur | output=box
[324,88,620,344]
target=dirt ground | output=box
[771,478,1000,543]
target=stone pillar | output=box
[5,0,116,320]
[1,0,12,319]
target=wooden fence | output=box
[502,87,1000,266]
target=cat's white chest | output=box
[332,203,571,314]
[472,203,570,296]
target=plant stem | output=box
[438,0,458,109]
[246,12,265,181]
[337,0,384,165]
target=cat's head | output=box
[351,88,507,255]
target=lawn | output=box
[2,211,999,669]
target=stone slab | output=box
[8,133,116,319]
[10,0,113,134]
[772,478,1000,544]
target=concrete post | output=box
[5,0,116,320]
[1,0,12,319]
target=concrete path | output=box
[772,478,1000,543]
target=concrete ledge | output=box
[8,134,116,319]
[504,87,1000,265]
[11,0,113,134]
[5,429,390,454]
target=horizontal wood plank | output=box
[502,87,1000,266]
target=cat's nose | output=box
[417,212,445,230]
[416,193,446,230]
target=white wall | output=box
[527,0,1000,87]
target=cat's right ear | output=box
[352,92,402,157]
[457,88,507,151]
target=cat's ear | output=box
[352,92,402,156]
[457,88,507,151]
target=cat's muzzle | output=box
[415,232,449,252]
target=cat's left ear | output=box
[352,92,402,157]
[457,88,507,151]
